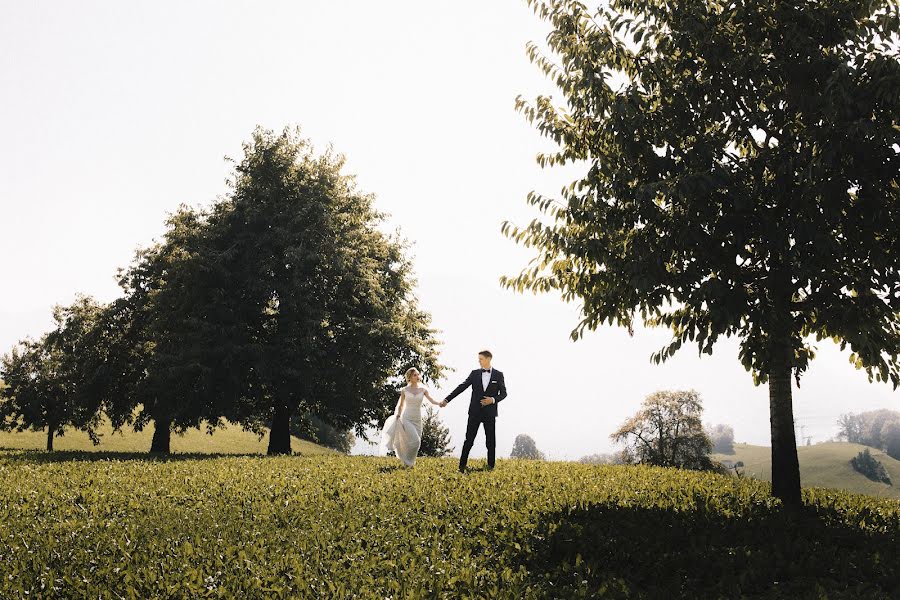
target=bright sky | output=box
[1,1,896,460]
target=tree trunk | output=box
[150,415,172,454]
[267,400,292,455]
[768,343,802,506]
[46,424,55,452]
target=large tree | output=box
[0,296,105,450]
[612,390,717,470]
[706,423,735,454]
[208,127,444,454]
[95,207,222,453]
[504,0,899,505]
[511,433,545,460]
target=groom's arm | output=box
[494,371,507,404]
[444,371,474,403]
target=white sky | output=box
[1,1,896,460]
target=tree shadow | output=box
[518,501,899,599]
[0,448,276,464]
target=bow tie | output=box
[481,369,490,373]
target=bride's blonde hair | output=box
[404,367,420,383]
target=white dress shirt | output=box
[482,368,492,398]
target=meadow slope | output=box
[1,453,897,599]
[713,442,900,500]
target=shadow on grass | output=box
[0,448,278,463]
[377,464,406,473]
[519,501,899,599]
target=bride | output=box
[380,367,442,467]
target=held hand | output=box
[480,397,494,406]
[440,400,448,407]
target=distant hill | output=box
[713,442,900,500]
[0,419,337,456]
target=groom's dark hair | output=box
[479,350,493,359]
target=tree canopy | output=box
[419,406,455,458]
[0,296,105,450]
[202,127,444,454]
[504,0,899,504]
[511,433,546,460]
[1,126,443,455]
[612,390,717,471]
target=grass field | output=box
[0,419,336,456]
[1,453,897,599]
[713,442,900,500]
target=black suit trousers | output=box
[459,412,496,470]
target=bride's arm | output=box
[424,389,441,406]
[395,391,405,416]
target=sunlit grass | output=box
[1,453,897,598]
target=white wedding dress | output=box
[380,385,425,467]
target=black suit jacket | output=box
[445,368,507,418]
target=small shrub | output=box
[850,449,892,485]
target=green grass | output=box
[0,419,336,456]
[0,454,897,599]
[713,442,900,500]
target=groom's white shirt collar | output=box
[481,368,492,392]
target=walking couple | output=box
[380,350,508,472]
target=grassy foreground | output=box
[1,454,897,599]
[713,443,900,500]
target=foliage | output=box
[612,390,719,471]
[706,423,736,454]
[511,433,545,460]
[504,0,900,504]
[0,296,105,450]
[290,411,355,454]
[419,406,454,457]
[850,448,892,485]
[98,207,222,453]
[203,126,445,454]
[0,452,897,598]
[837,409,900,460]
[6,126,444,456]
[577,452,622,465]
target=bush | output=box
[419,406,454,457]
[850,449,892,485]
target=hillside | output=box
[0,418,337,456]
[713,442,900,500]
[1,455,896,598]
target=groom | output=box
[441,350,508,472]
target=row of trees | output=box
[0,127,444,454]
[837,409,900,460]
[505,0,899,505]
